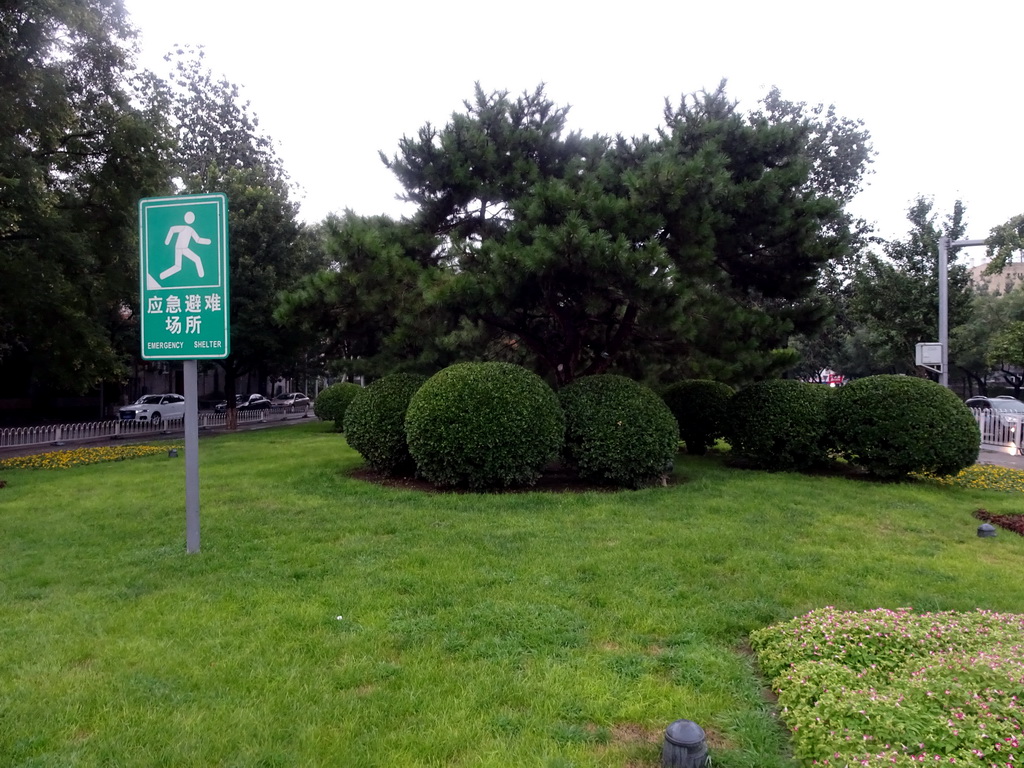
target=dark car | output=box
[213,394,271,413]
[213,394,245,414]
[237,394,272,411]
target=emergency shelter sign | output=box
[139,194,230,360]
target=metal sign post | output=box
[139,193,230,554]
[184,359,201,552]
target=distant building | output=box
[969,261,1024,294]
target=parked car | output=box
[213,394,271,413]
[119,394,186,424]
[213,395,245,414]
[965,395,1024,429]
[237,394,272,411]
[271,392,311,409]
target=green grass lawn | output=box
[2,422,1023,767]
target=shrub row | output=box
[343,373,427,476]
[343,364,678,490]
[725,379,832,471]
[313,382,362,431]
[830,374,979,478]
[661,379,734,455]
[560,375,678,489]
[404,363,565,490]
[340,368,979,489]
[720,374,978,478]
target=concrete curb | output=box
[976,449,1024,470]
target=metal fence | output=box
[9,405,1014,456]
[0,407,312,450]
[971,407,1024,456]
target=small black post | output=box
[662,718,709,767]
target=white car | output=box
[118,394,186,424]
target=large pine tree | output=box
[286,83,871,386]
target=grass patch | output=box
[2,422,1024,767]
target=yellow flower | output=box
[0,444,183,471]
[914,464,1024,493]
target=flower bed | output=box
[0,444,181,470]
[974,508,1024,536]
[751,607,1024,767]
[916,463,1024,494]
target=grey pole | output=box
[184,359,201,553]
[936,237,989,389]
[938,236,949,388]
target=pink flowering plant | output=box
[750,607,1024,766]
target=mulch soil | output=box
[347,464,675,494]
[973,508,1024,536]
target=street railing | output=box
[0,406,311,449]
[13,405,1009,456]
[971,407,1024,456]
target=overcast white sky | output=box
[123,0,1022,250]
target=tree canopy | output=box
[285,82,872,386]
[984,213,1024,273]
[0,0,170,395]
[1,7,326,407]
[846,198,974,376]
[274,211,449,379]
[158,48,325,411]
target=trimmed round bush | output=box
[559,374,679,489]
[404,362,564,490]
[831,374,980,478]
[661,379,734,455]
[313,382,362,430]
[344,373,428,476]
[724,379,832,471]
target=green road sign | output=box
[139,194,230,360]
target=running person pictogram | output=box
[160,211,210,280]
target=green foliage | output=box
[559,375,679,488]
[847,198,975,375]
[163,47,282,182]
[661,379,734,455]
[161,48,322,409]
[343,373,427,476]
[0,0,172,393]
[293,82,869,387]
[751,607,1024,766]
[404,362,564,489]
[831,374,979,478]
[958,285,1024,395]
[984,212,1024,273]
[5,423,1024,767]
[274,211,452,380]
[725,380,832,471]
[313,382,362,429]
[987,320,1024,370]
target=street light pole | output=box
[936,236,988,388]
[938,236,949,388]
